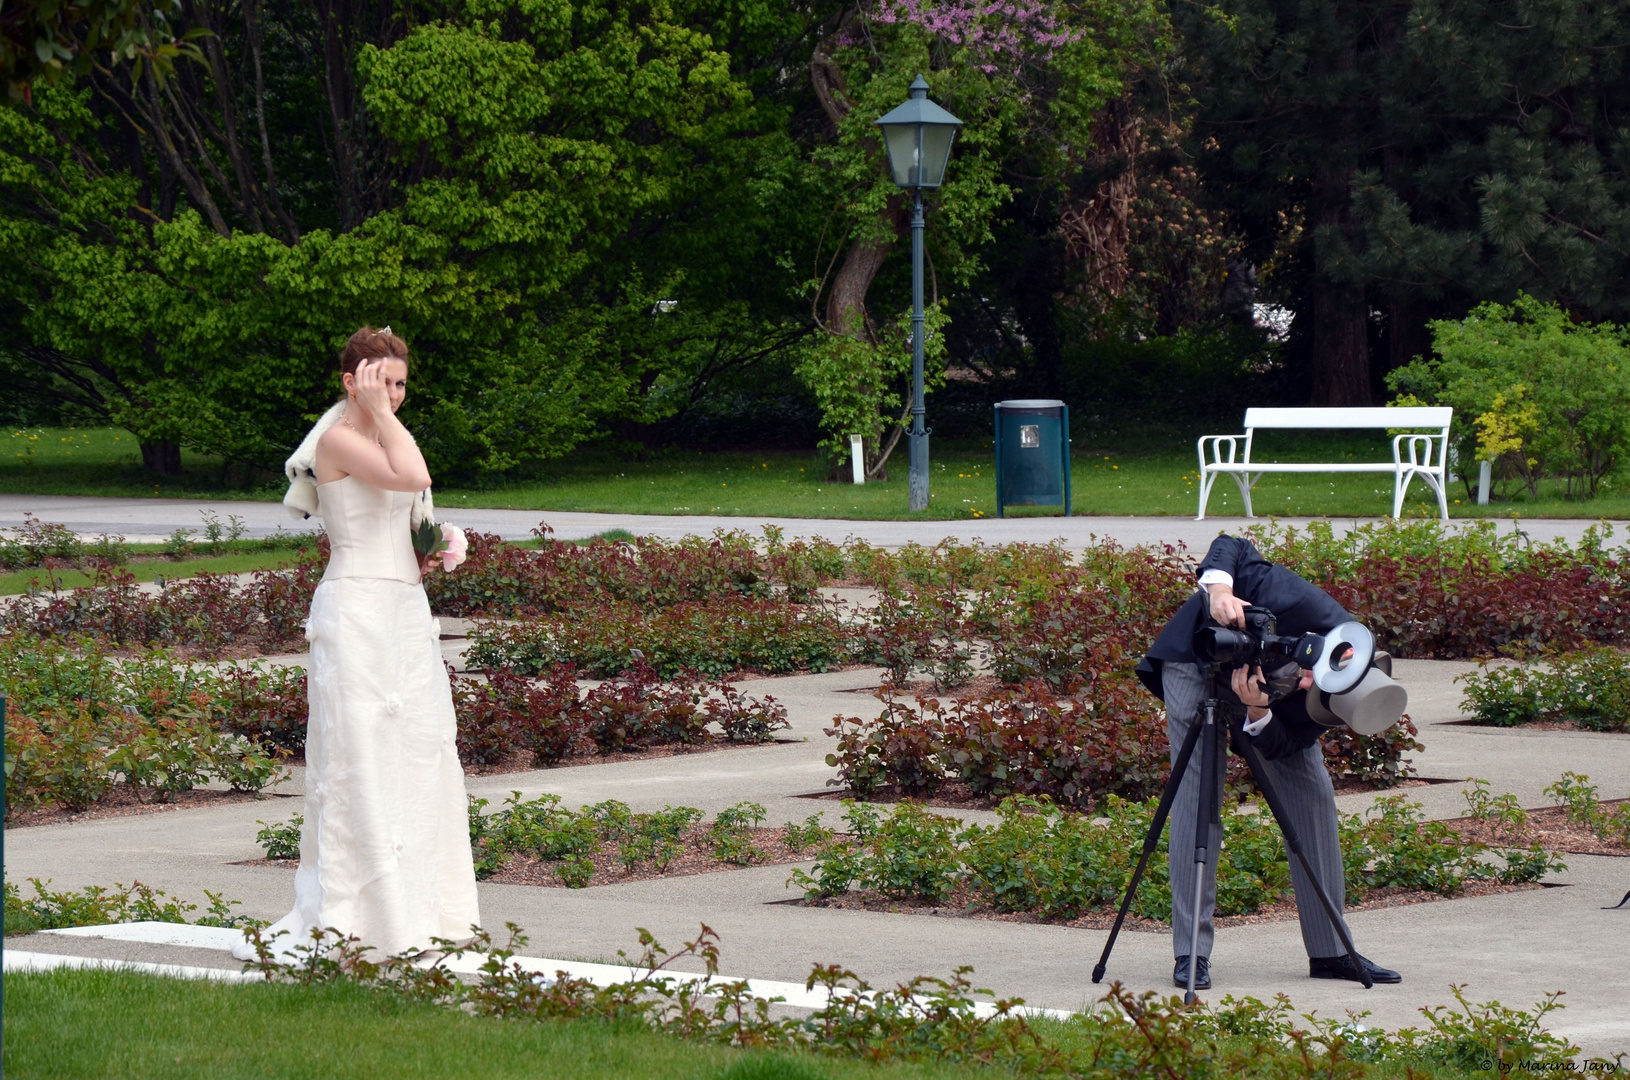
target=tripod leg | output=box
[1184,696,1221,1004]
[1091,709,1205,983]
[1232,726,1374,990]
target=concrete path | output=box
[8,648,1629,1057]
[3,493,1625,548]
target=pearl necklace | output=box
[341,409,381,446]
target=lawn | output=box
[2,967,1536,1080]
[0,967,982,1080]
[8,424,1630,520]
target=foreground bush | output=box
[466,599,857,678]
[4,702,286,812]
[0,514,122,569]
[792,795,1563,922]
[825,681,1420,808]
[450,662,789,766]
[15,518,1628,670]
[1459,648,1630,732]
[465,795,815,882]
[0,555,323,656]
[424,526,853,616]
[0,634,298,813]
[229,921,1604,1079]
[10,967,1009,1080]
[1538,773,1630,846]
[258,795,831,886]
[1252,519,1630,659]
[0,631,308,747]
[3,877,254,935]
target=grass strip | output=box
[3,967,977,1080]
[7,426,1630,519]
[0,549,306,595]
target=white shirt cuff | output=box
[1199,569,1234,588]
[1242,709,1273,736]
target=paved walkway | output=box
[3,493,1626,548]
[8,642,1629,1057]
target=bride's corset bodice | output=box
[318,476,421,585]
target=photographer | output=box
[1134,534,1403,991]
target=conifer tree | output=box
[1178,0,1630,401]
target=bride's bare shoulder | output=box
[315,422,370,481]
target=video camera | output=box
[1192,606,1406,736]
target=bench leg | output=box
[1394,469,1451,520]
[1234,472,1256,518]
[1198,469,1257,519]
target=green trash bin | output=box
[994,399,1071,517]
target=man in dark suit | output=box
[1135,534,1403,991]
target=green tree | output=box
[1390,295,1630,497]
[793,0,1168,476]
[0,0,813,477]
[0,0,198,102]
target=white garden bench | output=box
[1196,406,1454,521]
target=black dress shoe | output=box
[1309,953,1401,984]
[1173,954,1211,990]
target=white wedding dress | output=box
[234,475,480,961]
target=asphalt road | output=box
[3,493,1624,548]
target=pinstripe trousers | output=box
[1161,661,1352,960]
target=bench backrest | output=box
[1241,406,1452,430]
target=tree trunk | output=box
[140,440,183,476]
[1311,279,1371,406]
[1311,154,1371,407]
[825,234,893,340]
[826,228,897,484]
[1387,298,1431,372]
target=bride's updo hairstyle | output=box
[339,326,409,379]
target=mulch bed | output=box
[1449,719,1628,734]
[1443,802,1630,857]
[835,676,1005,700]
[238,825,823,887]
[5,784,293,829]
[793,879,1544,931]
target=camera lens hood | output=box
[1311,621,1375,694]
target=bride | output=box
[234,326,480,961]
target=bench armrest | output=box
[1392,432,1445,469]
[1198,435,1245,469]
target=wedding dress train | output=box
[234,475,479,961]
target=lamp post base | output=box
[908,429,929,511]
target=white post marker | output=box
[1477,460,1492,506]
[850,434,866,485]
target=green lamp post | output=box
[875,75,962,512]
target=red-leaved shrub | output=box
[449,663,788,767]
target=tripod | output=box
[1091,665,1372,1004]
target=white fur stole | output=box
[282,400,435,528]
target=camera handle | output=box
[1092,670,1373,998]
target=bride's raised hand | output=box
[352,358,394,418]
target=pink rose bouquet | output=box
[439,524,468,571]
[411,520,468,572]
